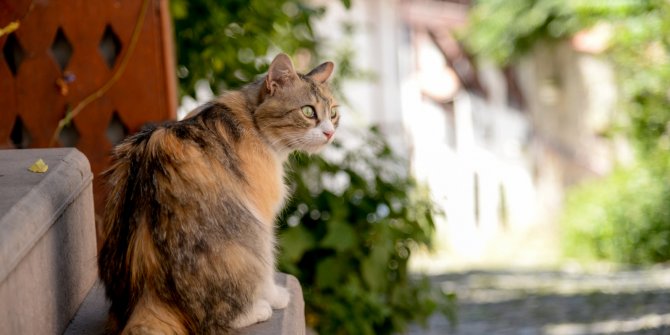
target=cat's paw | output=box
[268,285,290,309]
[231,300,273,329]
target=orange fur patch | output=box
[128,219,159,289]
[238,141,285,224]
[122,292,188,335]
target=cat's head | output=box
[254,53,338,154]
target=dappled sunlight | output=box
[436,267,670,303]
[544,313,670,335]
[457,269,670,297]
[409,267,670,334]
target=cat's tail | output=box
[98,125,182,334]
[118,291,188,335]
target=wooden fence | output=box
[0,0,177,215]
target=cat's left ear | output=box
[266,53,299,95]
[306,61,335,83]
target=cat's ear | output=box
[266,53,299,95]
[306,61,334,83]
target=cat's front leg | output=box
[231,274,287,329]
[262,276,290,309]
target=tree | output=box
[463,0,670,264]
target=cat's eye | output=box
[301,106,315,118]
[331,107,338,119]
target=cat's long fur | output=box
[98,54,337,334]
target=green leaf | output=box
[361,245,390,292]
[279,225,315,263]
[315,256,345,289]
[169,0,188,19]
[320,219,358,251]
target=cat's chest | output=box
[239,149,286,223]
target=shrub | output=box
[170,0,325,95]
[278,127,456,335]
[561,161,670,264]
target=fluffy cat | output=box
[98,53,338,334]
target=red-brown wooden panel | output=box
[0,0,177,218]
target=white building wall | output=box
[314,0,405,132]
[317,0,562,267]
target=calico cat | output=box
[98,53,338,334]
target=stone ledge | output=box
[0,148,96,335]
[0,148,93,283]
[65,273,306,335]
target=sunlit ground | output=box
[406,265,670,335]
[407,227,670,335]
[409,220,563,273]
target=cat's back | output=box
[99,102,271,335]
[113,115,240,208]
[108,95,285,221]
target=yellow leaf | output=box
[28,159,48,173]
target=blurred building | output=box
[317,0,619,265]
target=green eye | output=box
[331,107,338,119]
[301,106,315,118]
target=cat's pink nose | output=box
[323,130,334,140]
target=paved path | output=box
[407,267,670,335]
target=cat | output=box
[98,53,338,334]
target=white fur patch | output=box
[231,299,273,328]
